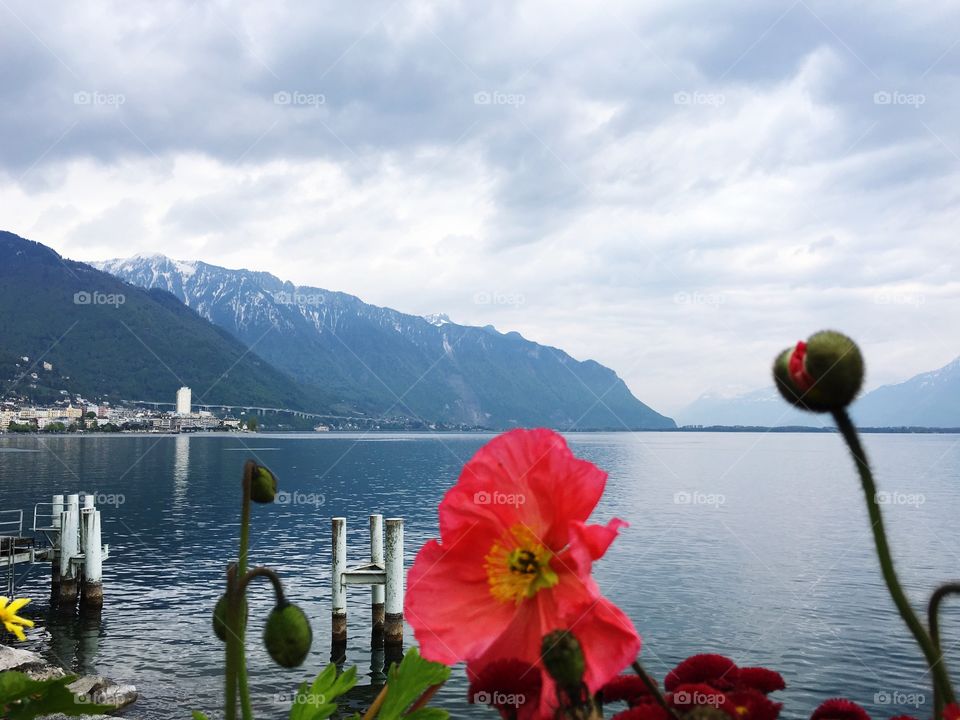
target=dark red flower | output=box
[612,705,671,720]
[720,689,783,720]
[468,658,543,720]
[602,674,652,705]
[946,705,960,720]
[665,654,739,691]
[810,698,871,720]
[736,667,786,695]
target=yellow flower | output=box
[0,596,35,641]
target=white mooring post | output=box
[50,494,64,601]
[332,517,347,647]
[81,494,103,612]
[58,494,80,610]
[370,514,385,646]
[384,518,404,651]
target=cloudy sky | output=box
[2,1,958,416]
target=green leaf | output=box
[192,712,210,720]
[403,709,449,720]
[377,648,450,720]
[288,664,358,720]
[0,671,114,720]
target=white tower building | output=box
[176,386,192,416]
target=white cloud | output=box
[2,0,960,415]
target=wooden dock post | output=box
[50,494,63,603]
[80,494,103,613]
[370,514,385,647]
[332,517,347,651]
[384,518,404,654]
[57,494,80,611]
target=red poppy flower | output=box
[405,429,641,718]
[946,705,960,720]
[810,698,871,720]
[736,667,786,694]
[664,654,739,691]
[602,674,652,705]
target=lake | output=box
[1,431,958,718]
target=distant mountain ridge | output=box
[678,357,960,428]
[95,254,675,429]
[0,231,322,410]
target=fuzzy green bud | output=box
[773,330,864,413]
[263,601,312,668]
[541,630,585,691]
[250,463,278,504]
[212,594,248,642]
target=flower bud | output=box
[263,601,312,668]
[250,464,278,504]
[773,330,864,413]
[212,594,248,642]
[541,630,585,691]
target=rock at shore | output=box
[0,644,138,715]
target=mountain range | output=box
[0,231,319,410]
[677,357,960,428]
[93,253,674,429]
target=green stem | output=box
[238,462,254,720]
[631,661,680,720]
[929,583,960,718]
[833,409,956,714]
[225,564,241,720]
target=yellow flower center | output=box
[485,525,559,603]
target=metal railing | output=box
[0,509,23,536]
[33,502,59,532]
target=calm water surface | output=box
[1,432,959,719]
